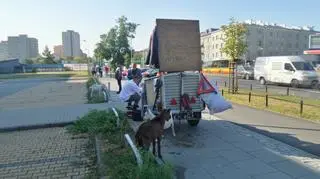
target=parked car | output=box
[142,68,159,77]
[254,56,319,88]
[236,65,254,80]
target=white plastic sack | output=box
[200,83,232,115]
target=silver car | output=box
[237,65,254,80]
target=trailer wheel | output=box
[187,112,201,126]
[187,119,200,126]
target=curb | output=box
[0,121,75,133]
[94,134,108,179]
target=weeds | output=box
[67,109,175,179]
[86,77,106,103]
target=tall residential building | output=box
[6,35,39,63]
[29,38,39,58]
[201,20,317,64]
[62,30,81,57]
[0,41,9,61]
[53,45,64,58]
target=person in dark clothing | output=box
[91,66,96,76]
[115,66,123,94]
[98,66,103,78]
[127,64,142,82]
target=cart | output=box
[141,18,204,126]
[141,71,205,126]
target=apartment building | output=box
[53,45,64,58]
[201,20,317,64]
[62,30,81,57]
[0,41,9,61]
[3,35,39,63]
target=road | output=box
[0,77,74,98]
[206,75,320,99]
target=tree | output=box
[25,58,34,64]
[94,16,138,70]
[132,53,143,64]
[42,46,56,64]
[220,18,247,94]
[74,56,89,64]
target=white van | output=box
[254,56,319,88]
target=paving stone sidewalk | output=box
[0,127,92,179]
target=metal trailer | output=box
[141,71,205,126]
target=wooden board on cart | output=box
[156,19,202,72]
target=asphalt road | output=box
[206,75,320,99]
[0,77,71,98]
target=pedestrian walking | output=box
[115,66,123,94]
[91,65,96,76]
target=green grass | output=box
[67,109,175,179]
[231,88,320,107]
[222,89,320,122]
[0,71,89,80]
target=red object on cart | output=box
[197,73,217,95]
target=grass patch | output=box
[231,88,320,107]
[222,89,320,122]
[67,109,175,179]
[0,71,89,80]
[86,77,107,103]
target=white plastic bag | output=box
[200,83,232,115]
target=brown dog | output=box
[135,109,171,159]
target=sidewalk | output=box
[215,103,320,156]
[98,78,320,178]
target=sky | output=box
[1,0,319,57]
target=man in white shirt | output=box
[119,76,142,109]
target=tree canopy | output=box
[42,46,56,64]
[94,16,138,70]
[220,18,247,62]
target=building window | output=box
[216,36,218,40]
[212,44,214,49]
[295,43,298,48]
[216,52,218,57]
[258,40,262,47]
[220,52,222,57]
[212,53,215,58]
[220,43,223,48]
[296,34,299,40]
[216,44,218,48]
[304,44,307,48]
[270,32,273,37]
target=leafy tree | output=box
[74,56,89,63]
[94,16,138,70]
[220,18,247,93]
[25,58,34,64]
[42,46,56,64]
[132,53,143,64]
[124,53,131,68]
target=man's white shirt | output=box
[119,80,142,102]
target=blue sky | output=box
[1,0,319,56]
